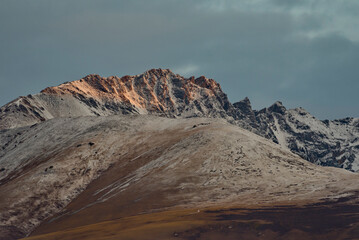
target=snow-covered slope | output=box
[233,99,359,171]
[274,108,359,171]
[1,115,358,239]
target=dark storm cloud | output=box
[0,0,358,119]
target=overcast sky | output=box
[1,0,358,119]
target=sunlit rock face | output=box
[0,69,234,130]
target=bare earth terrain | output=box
[24,198,359,240]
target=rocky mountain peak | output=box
[140,68,177,80]
[0,69,235,130]
[83,74,102,80]
[186,75,220,92]
[146,68,173,75]
[268,101,286,114]
[233,97,252,113]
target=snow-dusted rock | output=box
[251,103,359,171]
[0,69,234,130]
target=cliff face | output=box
[1,68,359,172]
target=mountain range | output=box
[1,69,359,239]
[1,68,358,172]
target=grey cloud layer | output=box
[0,0,358,119]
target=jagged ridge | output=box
[0,69,233,130]
[233,98,359,171]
